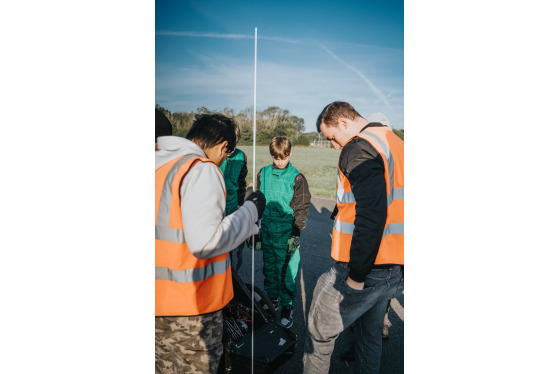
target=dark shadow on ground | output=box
[233,196,404,373]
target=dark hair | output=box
[269,136,291,159]
[155,109,173,141]
[186,113,237,154]
[233,121,240,143]
[316,101,363,132]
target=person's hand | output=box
[346,277,364,290]
[245,189,266,220]
[287,236,300,252]
[245,232,262,251]
[244,186,254,201]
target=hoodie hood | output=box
[366,112,391,130]
[155,136,207,170]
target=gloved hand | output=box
[246,232,262,251]
[244,187,266,220]
[287,236,300,252]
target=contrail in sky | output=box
[156,30,299,43]
[157,30,392,109]
[319,45,393,110]
[156,31,251,39]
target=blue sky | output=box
[156,0,404,132]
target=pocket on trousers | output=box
[339,278,374,310]
[341,279,373,295]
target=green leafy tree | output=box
[155,104,307,145]
[155,104,170,117]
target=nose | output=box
[330,140,340,149]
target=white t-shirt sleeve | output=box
[181,161,259,259]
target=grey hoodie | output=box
[156,136,259,259]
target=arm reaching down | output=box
[181,161,259,259]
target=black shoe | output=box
[262,297,279,313]
[280,305,294,328]
[271,298,280,312]
[341,345,355,364]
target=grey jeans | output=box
[303,262,404,374]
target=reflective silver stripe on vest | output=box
[361,130,404,207]
[393,188,404,200]
[155,257,231,283]
[155,226,185,243]
[387,187,404,206]
[336,174,356,203]
[383,222,404,237]
[155,154,199,243]
[333,219,355,234]
[335,219,404,238]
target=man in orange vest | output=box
[155,113,266,373]
[302,102,404,374]
[340,112,396,365]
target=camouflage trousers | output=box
[155,310,223,374]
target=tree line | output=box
[156,104,313,146]
[156,104,404,144]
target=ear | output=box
[338,118,349,129]
[220,140,229,154]
[289,150,293,157]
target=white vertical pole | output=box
[252,31,257,194]
[251,26,257,374]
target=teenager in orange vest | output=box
[303,102,404,374]
[155,113,265,374]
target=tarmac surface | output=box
[234,196,404,374]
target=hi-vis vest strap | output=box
[155,154,233,316]
[331,126,404,265]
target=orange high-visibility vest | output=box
[331,126,404,265]
[155,154,233,316]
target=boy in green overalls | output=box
[255,136,311,328]
[219,123,248,269]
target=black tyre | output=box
[245,283,280,321]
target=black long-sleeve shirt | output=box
[290,173,311,236]
[340,123,391,282]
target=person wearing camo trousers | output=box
[155,113,266,373]
[155,312,223,373]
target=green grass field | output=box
[238,146,340,198]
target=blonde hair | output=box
[269,136,291,159]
